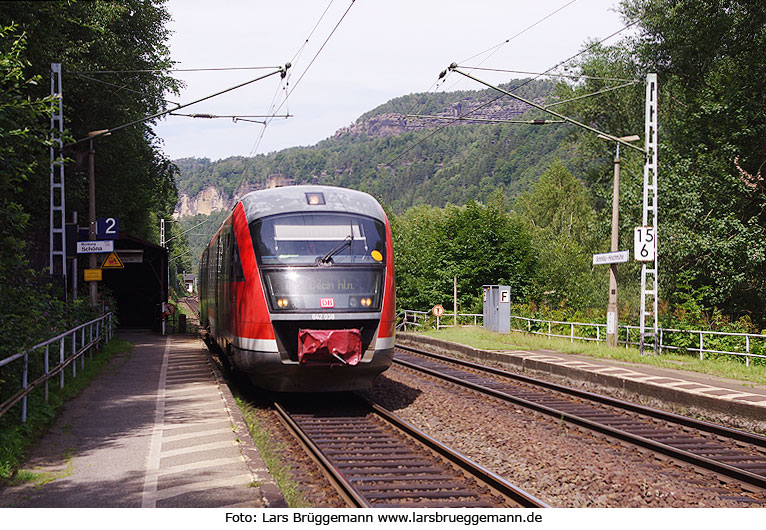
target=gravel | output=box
[360,367,766,507]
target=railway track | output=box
[394,344,766,494]
[180,295,199,314]
[273,393,548,508]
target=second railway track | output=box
[394,343,766,493]
[273,393,548,508]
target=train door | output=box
[219,224,233,345]
[214,236,223,341]
[199,248,208,327]
[229,230,245,344]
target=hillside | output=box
[173,78,582,218]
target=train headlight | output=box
[277,298,289,308]
[360,297,372,307]
[305,192,325,205]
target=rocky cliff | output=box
[333,98,536,139]
[174,185,229,219]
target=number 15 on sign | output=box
[634,226,656,261]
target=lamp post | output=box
[87,130,110,308]
[599,134,640,347]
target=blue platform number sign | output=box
[97,217,119,240]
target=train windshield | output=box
[251,213,386,266]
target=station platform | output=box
[0,330,285,508]
[397,332,766,429]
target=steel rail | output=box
[274,396,548,508]
[394,344,766,490]
[365,399,549,508]
[273,400,371,508]
[0,336,101,418]
[396,344,766,447]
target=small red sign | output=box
[320,298,335,308]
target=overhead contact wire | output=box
[386,16,644,166]
[460,0,578,65]
[405,1,578,125]
[232,0,356,199]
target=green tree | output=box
[515,161,603,309]
[393,200,535,312]
[0,0,181,246]
[545,0,766,325]
[622,0,766,323]
[0,24,93,358]
[0,22,53,295]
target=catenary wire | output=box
[405,0,579,127]
[542,80,641,108]
[72,73,182,105]
[69,66,282,74]
[67,67,286,146]
[226,0,357,201]
[451,67,641,83]
[384,16,644,167]
[459,0,578,65]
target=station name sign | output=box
[76,240,114,254]
[592,250,629,265]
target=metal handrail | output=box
[509,316,766,365]
[0,312,114,423]
[396,309,429,331]
[397,309,766,366]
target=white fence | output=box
[0,313,114,423]
[396,310,766,366]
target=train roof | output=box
[239,185,387,223]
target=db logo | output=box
[320,298,335,308]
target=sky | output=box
[152,0,629,162]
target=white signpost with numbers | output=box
[634,226,656,262]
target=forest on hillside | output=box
[2,0,765,359]
[180,0,766,333]
[174,78,571,213]
[1,1,191,353]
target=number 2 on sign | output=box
[634,226,656,262]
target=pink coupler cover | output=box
[298,329,362,365]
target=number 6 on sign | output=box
[634,226,656,262]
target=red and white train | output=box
[198,185,395,391]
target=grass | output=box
[236,398,309,508]
[0,338,133,483]
[414,326,766,386]
[8,448,75,487]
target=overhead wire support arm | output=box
[169,113,292,119]
[447,64,647,156]
[169,112,293,125]
[68,63,291,146]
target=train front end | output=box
[231,186,395,392]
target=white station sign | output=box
[76,240,114,254]
[592,250,629,265]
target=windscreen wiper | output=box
[319,235,352,264]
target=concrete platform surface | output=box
[0,330,284,508]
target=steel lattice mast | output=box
[640,73,659,354]
[49,63,67,294]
